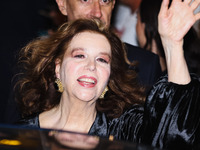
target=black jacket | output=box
[17,75,200,149]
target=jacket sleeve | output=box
[141,74,200,149]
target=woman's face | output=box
[56,31,111,102]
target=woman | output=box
[16,0,200,149]
[136,0,200,74]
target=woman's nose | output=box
[85,59,96,71]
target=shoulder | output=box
[110,105,144,125]
[124,43,162,88]
[108,105,144,142]
[124,43,159,62]
[15,114,40,128]
[89,105,144,142]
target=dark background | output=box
[0,0,51,123]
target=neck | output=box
[39,95,97,133]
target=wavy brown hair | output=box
[16,19,145,119]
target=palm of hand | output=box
[158,0,199,42]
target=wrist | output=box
[161,38,190,84]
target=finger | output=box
[184,0,192,5]
[190,0,200,10]
[159,0,170,16]
[195,12,200,20]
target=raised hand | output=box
[158,0,200,42]
[158,0,200,84]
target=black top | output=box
[17,75,200,149]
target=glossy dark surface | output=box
[0,124,159,150]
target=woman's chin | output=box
[76,94,97,102]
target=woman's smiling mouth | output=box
[77,76,97,87]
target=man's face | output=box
[56,0,115,27]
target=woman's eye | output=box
[74,54,85,58]
[97,58,108,64]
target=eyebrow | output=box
[100,52,111,59]
[71,47,111,58]
[71,47,84,54]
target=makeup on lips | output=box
[77,75,97,88]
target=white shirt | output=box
[113,4,138,46]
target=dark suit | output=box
[125,43,162,89]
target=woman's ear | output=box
[55,58,61,79]
[56,0,68,16]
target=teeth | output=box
[78,78,95,84]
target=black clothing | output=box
[17,75,200,149]
[17,105,144,142]
[142,74,200,149]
